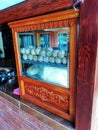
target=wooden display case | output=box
[8,9,79,122]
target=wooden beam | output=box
[0,0,73,24]
[76,0,98,130]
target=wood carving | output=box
[8,9,79,121]
[13,18,78,32]
[24,83,69,105]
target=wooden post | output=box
[76,0,98,130]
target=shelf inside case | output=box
[19,28,70,89]
[22,63,69,88]
[8,9,79,121]
[21,59,68,67]
[22,61,69,88]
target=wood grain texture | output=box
[0,0,73,24]
[9,9,79,122]
[76,0,98,130]
[8,9,79,30]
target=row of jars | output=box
[20,46,68,59]
[22,54,67,64]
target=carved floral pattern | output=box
[13,18,78,32]
[24,84,69,105]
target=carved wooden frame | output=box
[8,9,79,122]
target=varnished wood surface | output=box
[8,9,79,32]
[1,0,98,129]
[0,0,74,24]
[9,9,79,122]
[76,0,98,130]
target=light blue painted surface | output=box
[0,0,26,10]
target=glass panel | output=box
[58,32,69,51]
[18,32,36,48]
[39,33,50,47]
[18,27,70,88]
[0,32,5,58]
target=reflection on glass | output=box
[39,34,50,47]
[18,27,70,88]
[22,63,69,88]
[58,33,69,51]
[18,33,35,47]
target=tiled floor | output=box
[0,96,53,130]
[0,80,75,130]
